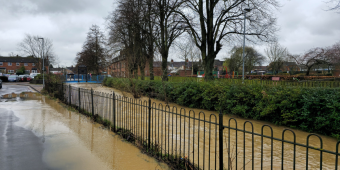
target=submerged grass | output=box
[44,92,199,170]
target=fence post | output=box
[113,91,116,132]
[69,84,71,105]
[78,88,81,111]
[148,97,151,151]
[91,88,94,117]
[219,110,224,170]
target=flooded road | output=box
[69,83,340,170]
[0,88,169,170]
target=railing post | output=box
[91,88,94,117]
[148,97,151,151]
[219,110,224,170]
[113,91,116,132]
[69,84,71,105]
[78,87,81,111]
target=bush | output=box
[277,73,289,76]
[103,77,340,139]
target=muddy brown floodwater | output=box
[0,92,170,170]
[70,83,340,170]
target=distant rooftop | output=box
[0,56,37,63]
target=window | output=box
[8,62,12,66]
[24,63,28,66]
[32,63,35,66]
[25,70,30,74]
[32,70,37,73]
[8,70,14,73]
[16,63,20,66]
[0,62,2,66]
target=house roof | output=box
[0,56,37,63]
[50,68,64,72]
[282,62,298,66]
[168,61,194,68]
[214,60,224,66]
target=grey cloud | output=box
[0,0,106,14]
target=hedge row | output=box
[233,75,337,80]
[103,77,340,139]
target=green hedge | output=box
[103,77,340,139]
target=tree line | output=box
[224,41,340,76]
[75,0,279,81]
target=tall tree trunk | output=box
[204,55,215,80]
[139,60,146,80]
[134,66,138,79]
[306,66,312,76]
[161,54,168,81]
[149,55,154,80]
[184,59,187,77]
[147,0,154,81]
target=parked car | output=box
[0,79,2,89]
[30,73,40,80]
[8,75,19,82]
[19,75,26,81]
[18,75,31,82]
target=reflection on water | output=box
[71,83,340,170]
[0,92,169,170]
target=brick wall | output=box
[0,62,47,74]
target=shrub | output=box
[103,77,340,139]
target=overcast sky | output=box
[0,0,339,67]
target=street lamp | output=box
[38,38,45,88]
[242,8,251,83]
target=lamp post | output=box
[38,38,45,88]
[242,8,251,83]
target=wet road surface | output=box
[0,109,49,170]
[0,84,170,170]
[0,83,32,96]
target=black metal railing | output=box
[45,82,340,170]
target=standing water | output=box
[0,92,169,170]
[70,83,340,170]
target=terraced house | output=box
[0,56,48,74]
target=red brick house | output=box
[0,56,48,74]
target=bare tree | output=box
[265,42,288,75]
[175,0,279,80]
[18,34,57,72]
[8,52,17,57]
[326,0,340,11]
[289,48,328,76]
[152,0,187,81]
[324,41,340,73]
[107,0,151,79]
[175,35,201,76]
